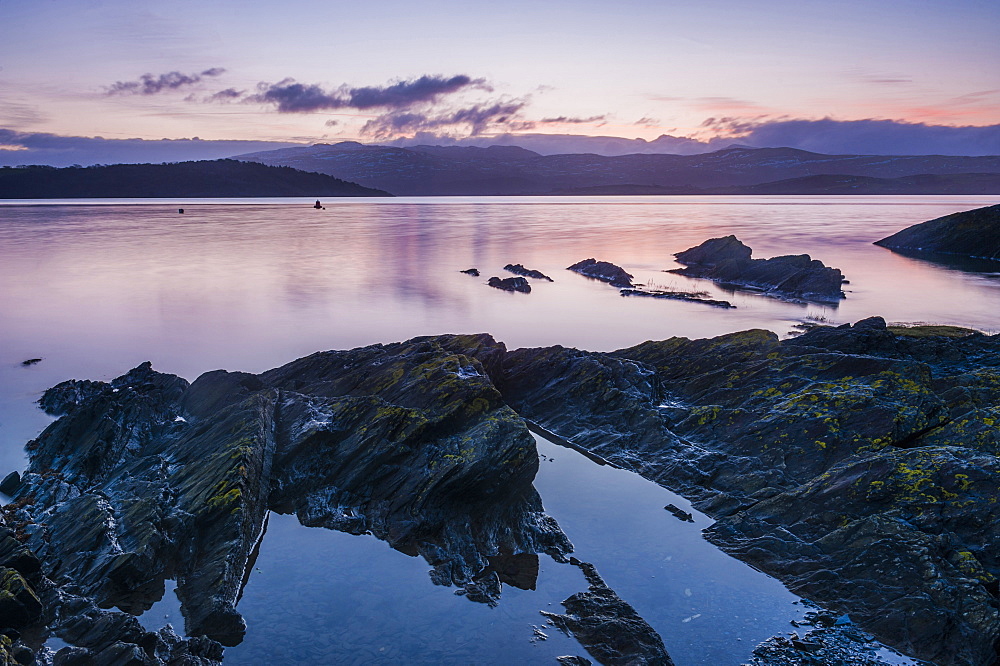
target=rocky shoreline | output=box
[3,321,999,664]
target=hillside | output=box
[235,142,1000,196]
[0,159,391,198]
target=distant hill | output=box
[0,159,391,198]
[713,173,1000,195]
[234,142,1000,196]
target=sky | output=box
[1,0,999,164]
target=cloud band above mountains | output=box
[1,119,997,168]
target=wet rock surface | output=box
[542,559,673,666]
[504,263,554,281]
[875,203,1000,261]
[487,276,532,292]
[567,259,634,288]
[3,335,588,663]
[9,322,1000,664]
[494,317,1000,666]
[460,267,480,276]
[670,235,847,302]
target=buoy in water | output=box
[178,208,184,214]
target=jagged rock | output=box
[566,259,634,288]
[670,235,846,302]
[746,625,918,666]
[0,568,42,627]
[487,276,531,293]
[0,475,19,498]
[504,264,553,281]
[460,268,480,276]
[20,359,41,367]
[874,203,1000,260]
[556,657,592,666]
[490,322,1000,666]
[673,235,751,265]
[13,334,572,655]
[541,560,673,665]
[0,533,41,576]
[620,288,735,308]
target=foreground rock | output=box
[875,203,1000,261]
[542,559,673,666]
[567,259,634,288]
[6,335,575,659]
[494,318,1000,666]
[505,264,554,281]
[669,235,847,302]
[487,276,531,293]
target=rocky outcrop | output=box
[493,318,1000,666]
[670,235,846,302]
[542,559,673,666]
[875,203,1000,261]
[5,335,577,660]
[460,268,480,276]
[619,288,735,308]
[567,259,634,288]
[504,264,554,281]
[487,276,531,293]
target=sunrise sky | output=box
[1,0,998,162]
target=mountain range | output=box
[235,142,1000,196]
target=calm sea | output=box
[3,195,996,664]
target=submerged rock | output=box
[460,268,480,276]
[504,264,554,281]
[670,235,846,302]
[487,276,531,293]
[620,288,735,309]
[542,559,673,666]
[875,203,1000,261]
[566,259,634,288]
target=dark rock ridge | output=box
[670,235,847,303]
[875,203,1000,261]
[487,276,531,293]
[460,268,480,276]
[5,336,581,661]
[541,558,673,666]
[489,317,1000,666]
[620,288,734,309]
[504,264,554,281]
[567,259,634,288]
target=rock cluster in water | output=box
[487,276,532,293]
[2,335,678,665]
[669,235,847,302]
[566,259,635,288]
[874,203,1000,261]
[504,264,554,282]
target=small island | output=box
[874,203,1000,261]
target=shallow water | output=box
[3,195,1000,663]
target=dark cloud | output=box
[107,68,226,95]
[634,117,660,127]
[727,118,1000,156]
[539,115,607,124]
[250,75,482,113]
[0,129,298,167]
[360,100,530,138]
[206,87,244,102]
[324,119,339,127]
